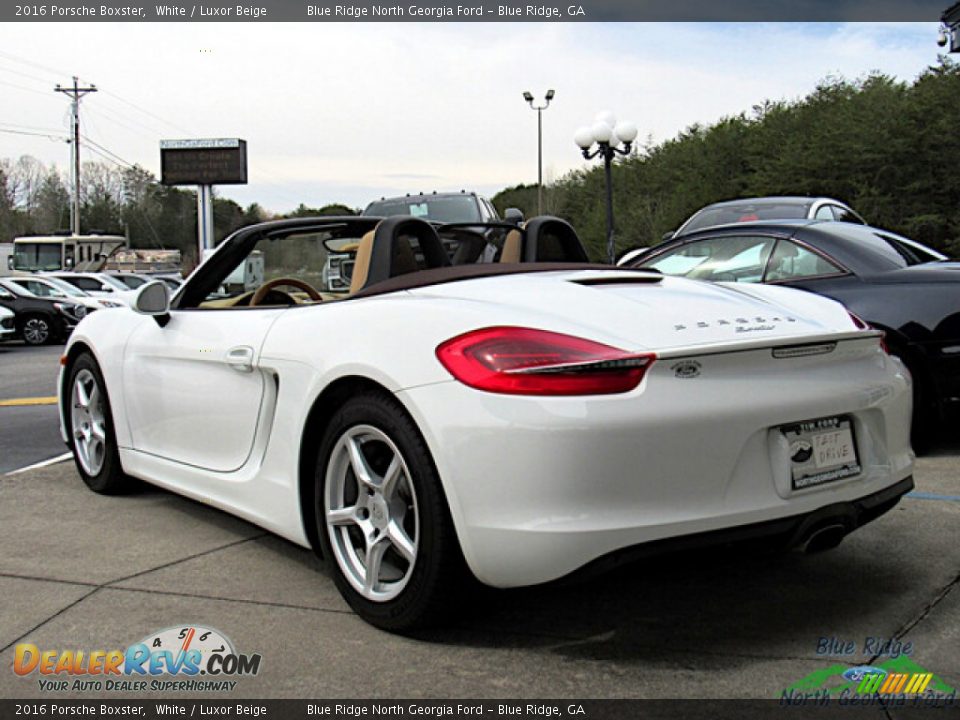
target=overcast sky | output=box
[0,22,942,213]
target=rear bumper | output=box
[399,339,914,588]
[565,475,913,582]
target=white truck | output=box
[202,248,264,294]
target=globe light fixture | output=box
[575,111,636,264]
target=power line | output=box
[85,105,159,140]
[0,78,59,99]
[0,120,67,133]
[81,142,133,170]
[0,63,55,85]
[0,127,68,141]
[97,88,196,136]
[0,50,68,80]
[80,133,135,169]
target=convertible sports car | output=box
[59,215,914,630]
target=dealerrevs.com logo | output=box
[13,625,262,693]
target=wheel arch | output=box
[871,321,941,421]
[60,340,132,461]
[60,341,95,422]
[298,375,400,555]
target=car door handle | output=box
[225,345,256,373]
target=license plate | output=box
[781,415,861,490]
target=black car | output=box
[629,220,959,445]
[0,282,87,345]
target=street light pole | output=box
[574,112,638,264]
[524,89,555,215]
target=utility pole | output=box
[55,76,97,236]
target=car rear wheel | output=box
[66,352,132,494]
[315,392,466,631]
[20,314,54,346]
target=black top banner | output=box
[3,0,951,22]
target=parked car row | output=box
[619,204,957,448]
[0,271,182,345]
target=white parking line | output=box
[5,452,72,477]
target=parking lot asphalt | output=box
[0,343,64,474]
[0,441,957,700]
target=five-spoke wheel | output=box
[324,425,419,602]
[71,368,107,476]
[315,392,467,631]
[65,352,131,494]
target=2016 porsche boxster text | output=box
[59,216,914,630]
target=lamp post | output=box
[939,3,960,52]
[574,112,638,264]
[524,89,555,215]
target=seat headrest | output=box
[520,217,589,263]
[351,216,450,293]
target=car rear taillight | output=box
[848,312,889,353]
[436,326,655,396]
[847,311,869,330]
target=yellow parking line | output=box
[0,396,58,407]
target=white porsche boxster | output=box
[59,215,915,630]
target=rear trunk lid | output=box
[410,269,866,354]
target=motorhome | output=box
[8,234,127,275]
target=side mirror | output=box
[504,208,524,226]
[661,231,675,243]
[65,257,74,268]
[6,257,12,270]
[134,280,171,326]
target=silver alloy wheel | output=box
[324,424,419,602]
[71,368,107,476]
[23,317,50,344]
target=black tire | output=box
[65,352,133,494]
[314,391,468,631]
[19,313,55,346]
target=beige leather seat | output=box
[349,230,376,294]
[499,229,523,263]
[349,228,420,294]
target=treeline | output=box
[0,157,355,267]
[493,59,960,261]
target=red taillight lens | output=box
[435,326,655,396]
[848,311,868,330]
[847,312,889,353]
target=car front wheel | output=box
[315,392,466,631]
[65,352,132,494]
